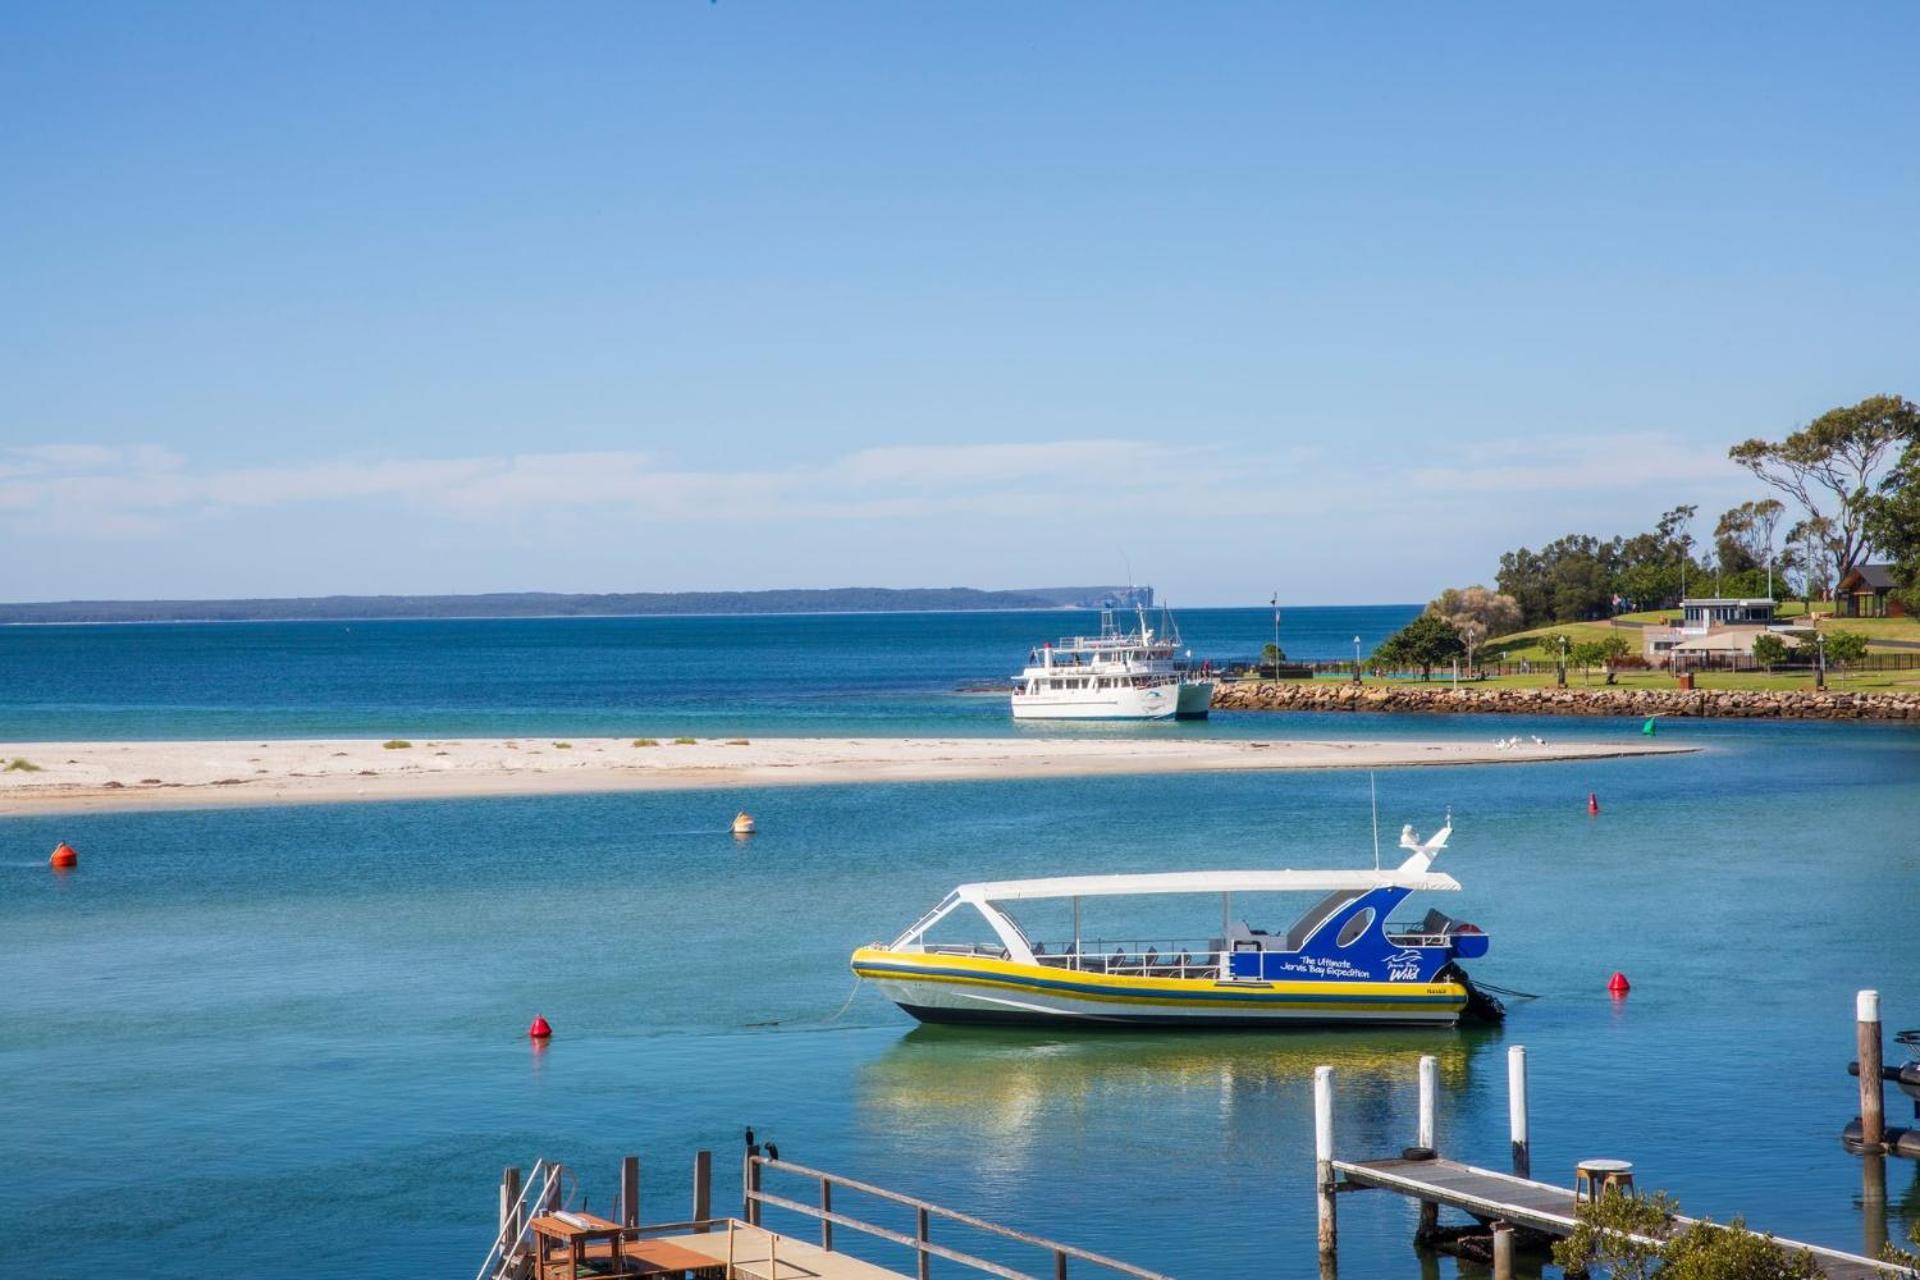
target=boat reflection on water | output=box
[857,1023,1502,1141]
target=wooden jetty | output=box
[477,1138,1174,1280]
[1313,1047,1907,1280]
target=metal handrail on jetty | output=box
[479,1141,1171,1280]
[744,1149,1174,1280]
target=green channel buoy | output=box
[1642,718,1656,736]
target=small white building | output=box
[1642,598,1797,667]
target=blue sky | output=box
[3,2,1915,604]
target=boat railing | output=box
[1384,931,1452,948]
[917,942,1012,959]
[1032,938,1224,978]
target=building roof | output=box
[1673,630,1800,654]
[1679,597,1777,608]
[1839,563,1897,591]
[956,868,1461,901]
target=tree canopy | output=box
[1865,432,1920,612]
[1730,394,1918,587]
[1372,613,1465,679]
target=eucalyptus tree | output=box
[1730,394,1918,586]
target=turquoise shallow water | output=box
[1,614,1917,1277]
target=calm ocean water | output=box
[1,611,1916,1278]
[0,605,1415,740]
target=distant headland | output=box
[0,584,1154,625]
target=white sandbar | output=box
[0,735,1694,816]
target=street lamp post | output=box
[1271,592,1282,679]
[1556,635,1569,689]
[1816,630,1827,691]
[1352,635,1363,683]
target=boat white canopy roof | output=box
[955,868,1459,902]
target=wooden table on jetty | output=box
[1331,1155,1903,1279]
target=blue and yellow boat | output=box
[851,819,1503,1029]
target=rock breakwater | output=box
[1213,680,1920,720]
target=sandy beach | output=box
[0,735,1694,815]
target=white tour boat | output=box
[1010,605,1215,721]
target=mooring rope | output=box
[744,975,866,1029]
[1473,979,1541,1001]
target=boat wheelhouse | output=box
[1010,605,1215,721]
[851,821,1500,1029]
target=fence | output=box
[1223,653,1919,679]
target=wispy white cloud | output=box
[1407,432,1737,496]
[0,431,1746,536]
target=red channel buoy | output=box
[1607,972,1631,995]
[1587,792,1600,815]
[528,1014,552,1040]
[49,842,78,869]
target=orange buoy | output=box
[731,812,756,836]
[1608,972,1631,995]
[1587,792,1600,815]
[528,1014,552,1040]
[49,841,78,869]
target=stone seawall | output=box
[1212,680,1920,721]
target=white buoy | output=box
[731,812,756,836]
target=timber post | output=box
[620,1155,639,1229]
[1315,1064,1337,1265]
[691,1149,711,1231]
[1859,989,1886,1151]
[500,1165,522,1277]
[1491,1221,1514,1280]
[1416,1054,1439,1239]
[1508,1045,1531,1178]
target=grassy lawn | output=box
[1482,600,1918,659]
[1481,620,1622,663]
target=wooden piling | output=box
[501,1165,520,1231]
[1315,1064,1337,1263]
[620,1155,639,1229]
[1859,990,1886,1151]
[501,1165,522,1261]
[744,1147,762,1226]
[1491,1221,1514,1280]
[1508,1045,1530,1178]
[1416,1055,1439,1238]
[691,1150,711,1232]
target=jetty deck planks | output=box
[1333,1157,1903,1280]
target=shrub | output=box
[632,738,659,747]
[1822,629,1869,665]
[1554,1189,1829,1280]
[1751,634,1791,669]
[553,742,573,750]
[4,757,42,772]
[725,738,750,746]
[382,740,412,750]
[672,737,697,745]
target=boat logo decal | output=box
[1384,949,1424,982]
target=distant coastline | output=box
[0,584,1154,626]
